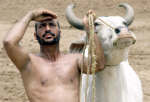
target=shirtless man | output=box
[3,9,105,102]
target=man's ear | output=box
[58,29,61,35]
[34,32,37,40]
[59,30,61,34]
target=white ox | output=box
[66,3,143,102]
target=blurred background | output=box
[0,0,149,102]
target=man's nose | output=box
[46,24,51,31]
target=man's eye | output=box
[41,23,46,27]
[39,23,46,28]
[49,23,56,27]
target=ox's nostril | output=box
[115,28,120,34]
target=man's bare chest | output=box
[22,54,80,86]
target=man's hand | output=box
[28,9,57,22]
[83,10,96,33]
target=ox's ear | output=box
[69,40,85,53]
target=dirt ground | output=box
[0,0,149,102]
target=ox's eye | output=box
[123,22,128,26]
[115,28,120,34]
[94,22,100,26]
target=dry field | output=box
[0,0,149,102]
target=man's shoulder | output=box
[28,53,40,58]
[28,53,44,62]
[62,53,82,65]
[65,53,82,58]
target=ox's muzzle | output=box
[113,33,136,49]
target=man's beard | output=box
[36,30,60,45]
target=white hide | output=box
[81,60,143,102]
[81,16,143,102]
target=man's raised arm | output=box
[3,9,57,71]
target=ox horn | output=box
[65,4,84,30]
[119,3,134,26]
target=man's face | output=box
[35,19,61,45]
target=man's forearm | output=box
[3,13,32,45]
[81,33,105,73]
[94,34,105,71]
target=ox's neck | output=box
[95,60,131,102]
[105,47,129,66]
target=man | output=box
[3,9,105,102]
